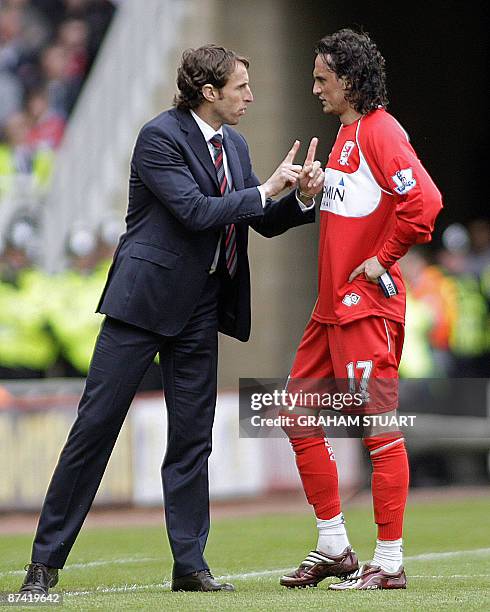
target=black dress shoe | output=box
[171,569,235,592]
[20,563,59,595]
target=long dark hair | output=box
[315,29,388,114]
[174,45,249,111]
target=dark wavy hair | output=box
[315,29,388,114]
[174,45,249,111]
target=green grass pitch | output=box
[1,497,489,610]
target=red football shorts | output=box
[287,316,404,413]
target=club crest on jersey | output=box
[342,292,361,307]
[338,140,355,166]
[392,168,416,195]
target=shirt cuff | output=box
[295,189,316,211]
[257,185,267,208]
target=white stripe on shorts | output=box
[383,318,391,353]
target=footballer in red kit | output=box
[280,29,442,591]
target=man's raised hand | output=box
[262,140,303,198]
[297,137,324,199]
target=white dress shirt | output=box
[189,110,315,272]
[190,110,237,196]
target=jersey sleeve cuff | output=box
[376,250,395,269]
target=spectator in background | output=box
[0,214,35,283]
[1,0,117,127]
[0,2,47,92]
[400,247,457,376]
[46,218,165,384]
[467,220,490,355]
[0,215,58,379]
[47,225,100,377]
[0,110,32,175]
[0,4,26,74]
[32,0,116,67]
[93,214,122,265]
[467,219,490,278]
[25,86,65,148]
[398,287,435,378]
[0,110,54,197]
[438,224,489,377]
[0,0,117,208]
[0,110,32,200]
[40,44,73,117]
[3,0,50,56]
[57,18,88,79]
[0,71,22,126]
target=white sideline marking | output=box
[220,568,291,580]
[66,583,170,596]
[405,548,490,561]
[64,573,490,596]
[6,548,490,596]
[411,575,490,579]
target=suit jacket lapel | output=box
[223,129,245,190]
[175,109,219,189]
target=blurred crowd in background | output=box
[0,0,488,382]
[0,213,123,379]
[0,0,119,380]
[0,0,116,199]
[1,214,488,381]
[399,220,489,379]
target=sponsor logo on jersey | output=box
[392,168,416,195]
[321,177,345,209]
[342,292,361,307]
[338,140,355,166]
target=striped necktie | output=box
[209,134,237,278]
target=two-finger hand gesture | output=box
[297,138,324,199]
[262,140,303,198]
[262,138,324,199]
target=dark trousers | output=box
[32,274,220,578]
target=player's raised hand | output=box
[262,140,303,198]
[349,256,386,283]
[297,138,324,199]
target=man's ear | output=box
[340,76,350,91]
[201,84,216,103]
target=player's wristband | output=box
[378,271,398,298]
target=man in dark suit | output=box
[20,45,324,594]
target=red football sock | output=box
[286,424,341,519]
[363,433,409,540]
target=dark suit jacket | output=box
[97,108,315,341]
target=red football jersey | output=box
[313,108,442,326]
